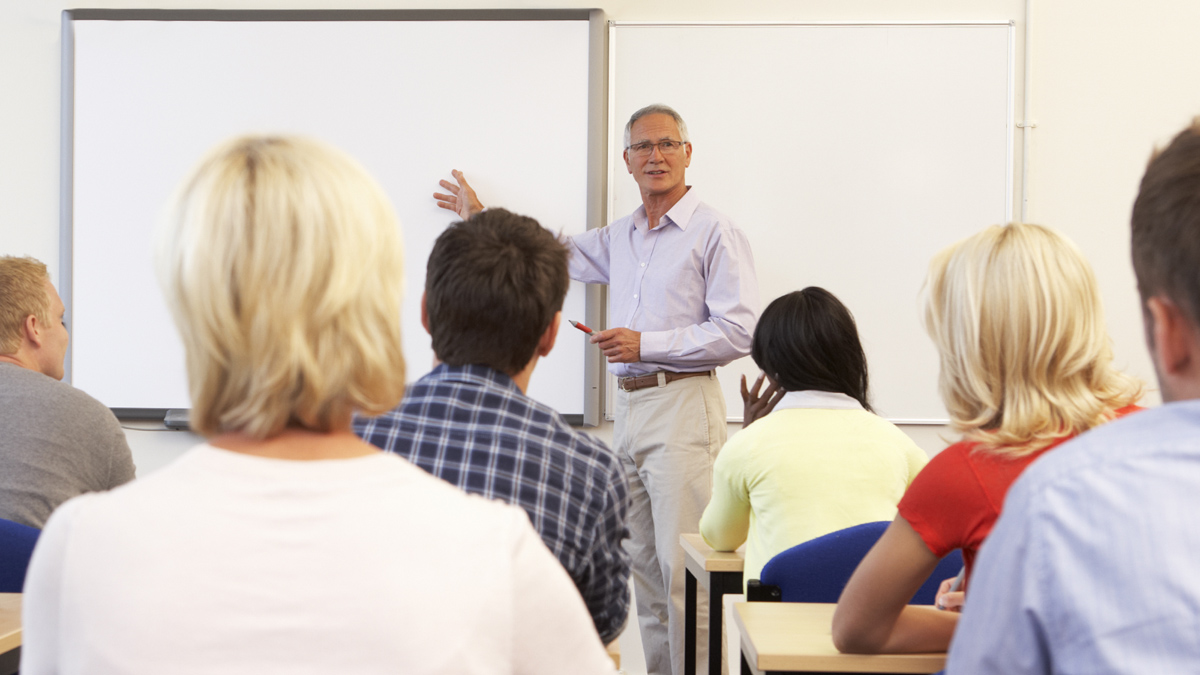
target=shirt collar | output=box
[423,362,520,393]
[633,186,700,232]
[774,389,866,412]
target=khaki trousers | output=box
[615,372,726,675]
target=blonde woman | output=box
[21,136,616,674]
[832,222,1142,654]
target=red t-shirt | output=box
[898,406,1141,589]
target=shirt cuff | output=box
[638,330,667,362]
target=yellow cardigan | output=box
[699,393,927,591]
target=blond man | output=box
[0,256,134,527]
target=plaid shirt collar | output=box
[421,362,521,393]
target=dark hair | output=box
[1132,119,1200,324]
[750,287,872,411]
[425,208,570,375]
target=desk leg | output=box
[0,646,19,675]
[740,647,752,675]
[685,569,697,675]
[708,571,744,675]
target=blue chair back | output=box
[0,518,40,592]
[758,521,963,605]
[759,521,889,603]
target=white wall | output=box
[9,2,1198,672]
[8,0,1196,469]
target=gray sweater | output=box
[0,362,135,528]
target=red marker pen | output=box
[569,320,597,338]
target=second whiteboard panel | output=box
[609,22,1014,422]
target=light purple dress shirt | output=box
[567,187,759,378]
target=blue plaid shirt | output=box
[354,364,631,642]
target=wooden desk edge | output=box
[0,593,21,656]
[733,600,764,673]
[0,628,19,656]
[734,602,946,674]
[679,533,745,573]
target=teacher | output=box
[436,104,758,675]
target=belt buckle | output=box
[619,376,634,392]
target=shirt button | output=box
[641,262,646,267]
[633,294,638,299]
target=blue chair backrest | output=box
[759,521,890,603]
[0,518,41,592]
[758,521,963,605]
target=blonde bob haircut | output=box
[158,136,406,439]
[924,222,1141,455]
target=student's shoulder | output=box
[354,367,483,434]
[1013,402,1191,496]
[379,453,537,526]
[520,395,614,456]
[1,365,120,427]
[715,410,796,460]
[909,437,979,484]
[57,381,121,426]
[843,409,923,443]
[845,411,928,469]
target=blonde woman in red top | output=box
[832,222,1142,655]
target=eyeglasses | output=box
[627,140,688,157]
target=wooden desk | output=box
[0,594,21,675]
[607,639,620,669]
[681,533,745,675]
[734,603,945,674]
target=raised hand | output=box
[741,373,784,428]
[433,169,485,220]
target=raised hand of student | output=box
[741,373,784,428]
[433,169,485,220]
[591,328,641,363]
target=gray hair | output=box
[624,104,690,149]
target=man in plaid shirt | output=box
[355,208,631,644]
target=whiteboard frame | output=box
[605,20,1018,425]
[61,8,609,425]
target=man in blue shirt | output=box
[947,120,1200,673]
[355,209,630,644]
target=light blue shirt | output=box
[947,401,1200,674]
[567,187,759,377]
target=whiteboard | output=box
[64,10,605,422]
[609,22,1014,423]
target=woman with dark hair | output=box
[699,287,927,590]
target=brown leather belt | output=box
[618,370,713,392]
